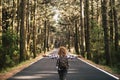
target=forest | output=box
[0,0,120,73]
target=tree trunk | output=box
[74,20,79,54]
[33,0,37,58]
[84,0,91,59]
[20,0,27,62]
[113,0,119,51]
[26,0,30,54]
[109,0,114,43]
[91,0,94,29]
[17,0,20,46]
[11,0,16,32]
[68,25,71,52]
[96,0,99,23]
[47,23,50,51]
[44,20,47,53]
[101,0,111,65]
[0,0,2,44]
[80,0,85,57]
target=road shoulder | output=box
[78,57,120,79]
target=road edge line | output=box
[78,58,119,80]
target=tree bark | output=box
[80,0,85,57]
[91,0,94,29]
[68,25,71,52]
[33,0,37,58]
[17,0,20,45]
[44,20,47,53]
[113,0,119,51]
[109,0,114,43]
[84,0,91,59]
[101,0,111,65]
[20,0,27,62]
[74,20,79,54]
[96,0,99,23]
[0,0,2,44]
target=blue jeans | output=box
[58,69,67,80]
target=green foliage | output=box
[90,21,120,73]
[0,45,4,69]
[5,55,15,67]
[112,67,120,74]
[2,30,17,47]
[111,47,120,73]
[110,46,120,68]
[0,30,19,70]
[90,20,105,64]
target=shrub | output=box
[0,30,19,70]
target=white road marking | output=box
[78,58,119,80]
[44,49,119,80]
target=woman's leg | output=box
[58,70,63,80]
[58,69,68,80]
[62,69,67,80]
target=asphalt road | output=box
[8,49,119,80]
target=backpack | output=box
[58,57,69,69]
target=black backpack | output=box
[58,57,69,69]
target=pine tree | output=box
[20,0,27,62]
[101,0,111,65]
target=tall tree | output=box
[0,0,2,44]
[109,0,114,43]
[101,0,111,65]
[19,0,27,62]
[17,0,20,42]
[11,0,17,32]
[80,0,85,57]
[74,20,79,54]
[33,0,37,58]
[68,25,71,52]
[113,0,119,51]
[84,0,91,59]
[91,0,94,27]
[26,0,30,54]
[43,1,48,53]
[96,0,100,23]
[44,20,47,53]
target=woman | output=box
[56,46,69,80]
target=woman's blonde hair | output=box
[58,46,67,57]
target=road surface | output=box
[8,49,119,80]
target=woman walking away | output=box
[56,46,69,80]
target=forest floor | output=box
[0,52,120,80]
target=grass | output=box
[112,67,120,74]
